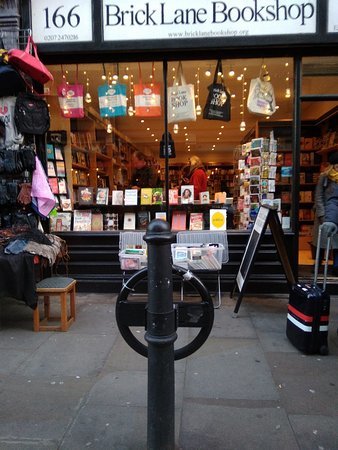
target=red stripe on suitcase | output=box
[288,304,329,324]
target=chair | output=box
[175,231,229,308]
[33,277,76,332]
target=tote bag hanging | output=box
[167,61,196,124]
[247,68,276,116]
[203,59,231,122]
[8,35,53,85]
[57,65,84,119]
[134,63,161,117]
[98,83,127,117]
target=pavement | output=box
[0,289,337,450]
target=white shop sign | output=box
[103,0,317,41]
[327,0,338,33]
[31,0,93,43]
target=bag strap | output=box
[138,62,143,84]
[175,61,186,86]
[25,35,41,62]
[213,60,223,84]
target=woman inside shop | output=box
[188,155,208,200]
[313,151,338,276]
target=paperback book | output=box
[171,210,187,231]
[210,209,227,230]
[181,185,194,204]
[189,212,204,230]
[140,188,153,205]
[73,210,92,231]
[112,190,124,205]
[78,187,94,205]
[123,212,136,230]
[96,187,109,205]
[152,188,163,205]
[124,189,138,206]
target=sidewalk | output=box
[0,291,337,450]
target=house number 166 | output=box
[44,6,81,29]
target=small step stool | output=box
[33,277,76,332]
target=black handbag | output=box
[159,132,176,158]
[203,60,231,122]
[0,39,26,97]
[14,92,50,135]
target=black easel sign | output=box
[231,205,295,315]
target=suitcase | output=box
[286,223,336,355]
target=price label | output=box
[31,0,93,43]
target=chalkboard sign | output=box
[232,205,295,315]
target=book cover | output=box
[78,187,94,205]
[56,160,65,177]
[47,161,56,177]
[54,147,64,160]
[123,212,136,230]
[49,212,72,232]
[152,188,163,205]
[155,212,167,221]
[46,144,54,160]
[168,189,179,205]
[137,211,151,230]
[73,210,92,231]
[180,185,194,204]
[124,189,138,206]
[96,187,109,205]
[49,177,59,194]
[91,212,104,231]
[112,190,124,205]
[189,212,204,230]
[60,197,72,211]
[140,188,153,205]
[171,210,187,231]
[214,192,226,204]
[199,191,210,204]
[58,178,68,194]
[104,213,119,231]
[210,209,227,230]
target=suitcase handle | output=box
[314,222,338,289]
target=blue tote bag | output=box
[98,83,127,117]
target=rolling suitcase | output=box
[286,223,336,355]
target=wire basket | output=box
[171,243,224,271]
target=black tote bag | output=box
[203,60,231,122]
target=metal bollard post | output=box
[144,219,177,450]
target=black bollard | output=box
[144,219,177,450]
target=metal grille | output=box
[0,28,31,50]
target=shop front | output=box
[5,0,338,293]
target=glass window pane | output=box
[302,56,338,95]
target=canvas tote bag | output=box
[203,59,231,122]
[98,83,127,117]
[247,67,276,116]
[57,65,84,119]
[134,63,161,117]
[168,61,196,123]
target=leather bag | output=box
[8,35,53,85]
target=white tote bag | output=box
[247,77,276,116]
[167,62,196,123]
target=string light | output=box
[173,124,179,134]
[85,77,92,103]
[240,72,246,132]
[195,67,202,116]
[285,62,291,98]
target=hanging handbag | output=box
[98,82,127,117]
[57,65,84,119]
[167,61,196,124]
[134,63,161,117]
[8,35,53,85]
[203,60,231,122]
[0,38,26,96]
[15,92,50,135]
[159,132,176,158]
[247,68,276,116]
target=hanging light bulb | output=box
[240,72,246,132]
[101,63,107,81]
[128,105,134,116]
[106,122,113,133]
[85,78,92,103]
[205,68,211,77]
[196,105,202,116]
[240,121,246,131]
[195,67,202,116]
[285,88,291,98]
[228,68,235,77]
[173,124,179,134]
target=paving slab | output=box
[179,402,299,450]
[289,414,338,450]
[184,337,279,400]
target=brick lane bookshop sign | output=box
[31,0,318,44]
[103,0,317,41]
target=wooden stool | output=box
[33,277,76,332]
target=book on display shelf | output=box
[73,210,92,231]
[210,209,227,231]
[96,187,109,205]
[123,212,136,230]
[78,187,94,205]
[189,212,204,230]
[140,188,153,205]
[124,189,138,206]
[171,210,187,231]
[112,190,124,205]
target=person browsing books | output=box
[313,151,338,276]
[131,150,159,189]
[188,155,208,200]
